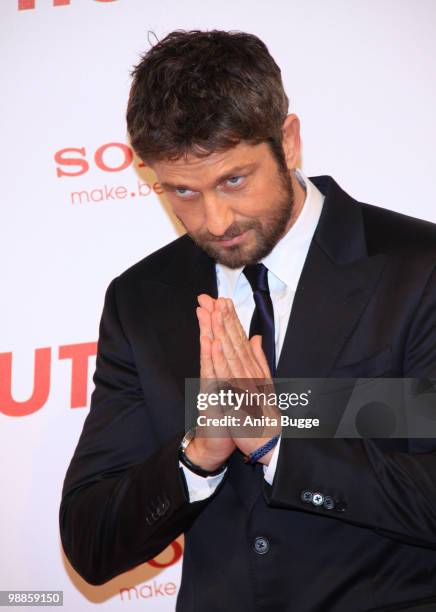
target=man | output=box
[59,30,436,612]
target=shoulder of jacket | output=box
[360,201,436,263]
[115,233,195,286]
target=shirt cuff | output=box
[262,435,282,485]
[179,461,227,503]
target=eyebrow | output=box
[159,163,257,191]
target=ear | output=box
[281,114,301,170]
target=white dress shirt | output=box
[180,168,325,502]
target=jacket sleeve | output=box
[59,277,222,585]
[263,266,436,549]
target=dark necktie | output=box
[243,263,276,377]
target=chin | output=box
[196,233,273,268]
[214,246,261,269]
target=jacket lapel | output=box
[276,176,387,378]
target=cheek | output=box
[236,183,281,218]
[169,198,204,231]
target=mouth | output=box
[213,230,248,247]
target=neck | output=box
[284,169,306,234]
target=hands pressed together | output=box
[185,293,281,471]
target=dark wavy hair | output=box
[126,30,289,166]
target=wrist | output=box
[179,430,228,477]
[257,446,275,466]
[243,434,280,466]
[184,438,227,473]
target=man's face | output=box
[151,141,295,269]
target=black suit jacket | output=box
[59,176,436,612]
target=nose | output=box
[203,193,235,237]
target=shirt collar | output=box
[216,168,325,296]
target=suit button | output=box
[157,502,168,516]
[312,492,324,506]
[323,496,335,510]
[300,489,313,503]
[254,536,270,555]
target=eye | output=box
[226,176,244,187]
[175,187,196,198]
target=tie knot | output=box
[243,263,270,293]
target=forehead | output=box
[150,141,271,188]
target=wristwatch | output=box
[178,428,228,477]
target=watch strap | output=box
[178,445,227,478]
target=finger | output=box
[250,335,273,380]
[200,334,216,379]
[197,293,216,314]
[211,306,246,378]
[211,337,233,380]
[226,298,247,340]
[196,306,213,341]
[197,307,217,389]
[224,299,264,377]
